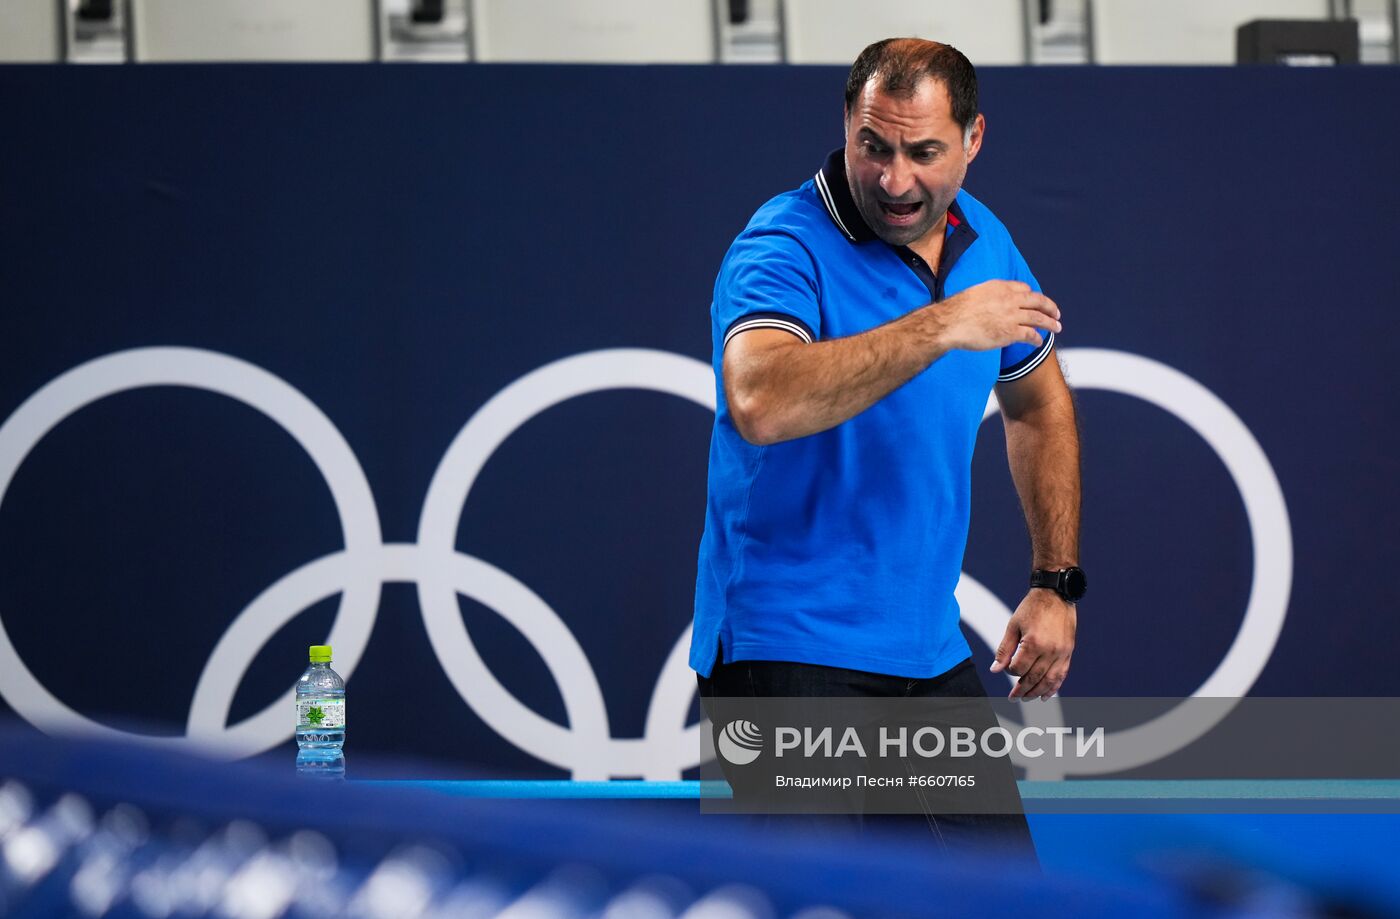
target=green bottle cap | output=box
[309,645,332,663]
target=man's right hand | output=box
[931,280,1061,351]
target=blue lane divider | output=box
[356,780,729,799]
[356,779,1400,800]
[1020,780,1400,800]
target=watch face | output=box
[1063,567,1088,601]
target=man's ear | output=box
[964,112,987,163]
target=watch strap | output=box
[1030,567,1086,602]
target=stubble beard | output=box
[847,158,967,250]
[856,190,940,248]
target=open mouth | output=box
[878,200,924,223]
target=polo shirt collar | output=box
[814,147,977,271]
[815,148,878,243]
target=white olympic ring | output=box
[0,348,384,754]
[964,348,1293,778]
[414,349,713,779]
[0,345,1290,780]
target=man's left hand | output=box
[989,590,1076,700]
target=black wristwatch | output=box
[1030,567,1087,604]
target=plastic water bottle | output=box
[296,645,346,777]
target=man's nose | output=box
[880,156,915,198]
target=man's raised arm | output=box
[723,280,1061,445]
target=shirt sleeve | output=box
[997,246,1055,383]
[714,229,821,351]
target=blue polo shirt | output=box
[690,149,1055,679]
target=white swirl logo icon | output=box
[717,720,764,766]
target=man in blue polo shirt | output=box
[691,39,1083,850]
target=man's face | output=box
[843,78,984,250]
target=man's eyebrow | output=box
[856,126,889,146]
[856,127,946,151]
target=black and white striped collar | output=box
[814,148,876,243]
[814,147,974,249]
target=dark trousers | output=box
[698,654,1039,863]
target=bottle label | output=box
[297,698,345,729]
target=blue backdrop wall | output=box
[1,64,1397,778]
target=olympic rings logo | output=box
[0,346,1291,780]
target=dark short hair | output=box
[844,38,979,132]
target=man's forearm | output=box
[1003,390,1081,569]
[725,304,952,445]
[725,280,1061,445]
